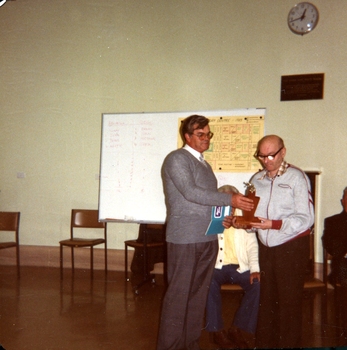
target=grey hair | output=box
[218,185,239,194]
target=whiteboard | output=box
[98,109,266,223]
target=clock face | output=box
[288,2,319,35]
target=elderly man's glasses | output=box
[191,131,214,140]
[254,147,283,161]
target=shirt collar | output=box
[183,144,202,161]
[259,160,289,180]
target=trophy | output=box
[234,182,261,229]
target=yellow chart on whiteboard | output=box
[178,115,264,173]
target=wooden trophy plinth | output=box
[234,183,261,229]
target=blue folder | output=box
[205,205,231,235]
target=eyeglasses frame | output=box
[190,131,214,140]
[254,146,284,161]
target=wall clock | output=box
[288,2,319,35]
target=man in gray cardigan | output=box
[156,115,254,350]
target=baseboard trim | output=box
[0,245,164,274]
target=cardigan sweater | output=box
[215,210,260,274]
[162,148,231,244]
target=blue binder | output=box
[205,205,231,235]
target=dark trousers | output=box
[255,235,310,349]
[205,264,260,334]
[157,240,218,350]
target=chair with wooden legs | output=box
[0,211,20,277]
[59,209,107,278]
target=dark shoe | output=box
[212,330,236,349]
[328,272,336,286]
[227,326,253,348]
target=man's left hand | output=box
[222,215,233,229]
[251,217,272,230]
[250,272,261,284]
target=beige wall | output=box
[0,0,345,262]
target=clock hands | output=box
[289,8,307,23]
[289,17,302,23]
[300,8,307,21]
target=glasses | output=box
[191,131,214,140]
[254,147,283,161]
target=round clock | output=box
[287,2,319,35]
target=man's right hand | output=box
[231,193,254,211]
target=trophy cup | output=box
[234,182,261,229]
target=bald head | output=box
[255,135,286,177]
[257,135,284,152]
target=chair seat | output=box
[221,284,243,292]
[60,238,105,247]
[0,242,17,249]
[304,277,326,291]
[125,239,164,249]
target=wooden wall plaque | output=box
[281,73,324,101]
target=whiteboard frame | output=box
[98,108,266,223]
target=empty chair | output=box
[59,209,107,278]
[0,211,20,277]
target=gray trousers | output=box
[157,240,218,350]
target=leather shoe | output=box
[227,326,254,348]
[212,329,236,349]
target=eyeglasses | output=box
[191,131,214,140]
[254,147,283,161]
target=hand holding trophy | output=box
[234,182,261,229]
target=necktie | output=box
[199,155,207,166]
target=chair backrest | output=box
[137,223,166,243]
[70,209,106,237]
[0,211,20,241]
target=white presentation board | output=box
[98,109,265,223]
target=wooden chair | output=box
[59,209,107,278]
[125,223,166,294]
[221,282,244,293]
[0,211,20,277]
[299,231,328,333]
[303,231,327,293]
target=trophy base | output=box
[234,216,261,230]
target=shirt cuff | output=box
[271,220,282,230]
